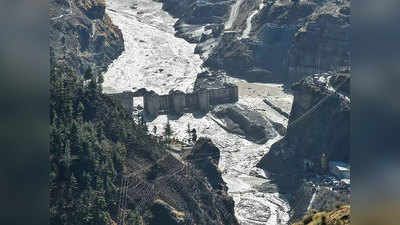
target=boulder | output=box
[212,104,277,144]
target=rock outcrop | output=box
[185,138,226,191]
[287,1,351,83]
[210,0,350,84]
[49,0,124,75]
[212,104,277,144]
[162,0,350,85]
[257,72,350,174]
[257,72,350,221]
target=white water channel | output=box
[225,0,244,30]
[103,0,292,224]
[242,2,265,39]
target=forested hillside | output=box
[49,61,238,225]
[49,62,155,225]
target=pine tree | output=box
[76,102,85,121]
[97,73,104,93]
[70,173,79,195]
[98,73,104,84]
[321,153,328,172]
[96,176,104,190]
[84,67,93,81]
[187,123,191,136]
[64,140,72,170]
[164,120,173,140]
[192,128,197,143]
[142,117,148,134]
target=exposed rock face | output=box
[257,72,350,174]
[257,72,350,221]
[159,0,232,26]
[204,32,255,79]
[288,1,351,83]
[186,138,226,191]
[215,0,350,84]
[212,104,277,144]
[162,0,350,85]
[49,0,124,75]
[290,181,350,222]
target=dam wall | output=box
[106,91,136,113]
[144,84,238,117]
[107,84,239,117]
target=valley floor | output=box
[103,0,294,224]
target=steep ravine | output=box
[103,0,293,224]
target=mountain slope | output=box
[257,72,350,175]
[159,0,350,84]
[49,0,124,76]
[49,64,239,225]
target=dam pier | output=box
[107,83,239,118]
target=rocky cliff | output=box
[211,0,350,84]
[257,71,350,175]
[287,1,351,83]
[256,71,350,221]
[185,138,227,191]
[158,0,350,85]
[49,0,124,75]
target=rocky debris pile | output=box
[212,104,277,144]
[49,0,124,75]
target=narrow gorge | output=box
[52,0,351,224]
[102,0,294,224]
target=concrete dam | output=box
[107,83,239,117]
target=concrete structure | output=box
[329,161,350,180]
[106,91,136,113]
[144,83,239,117]
[106,83,239,117]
